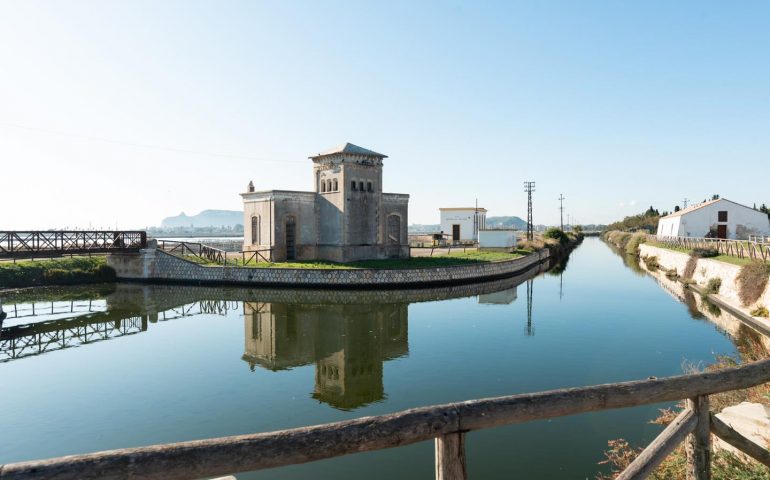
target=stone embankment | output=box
[638,243,770,331]
[107,247,552,289]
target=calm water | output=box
[0,238,741,479]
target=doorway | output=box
[452,224,460,242]
[285,217,296,260]
[717,224,727,239]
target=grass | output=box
[0,256,116,288]
[186,250,528,269]
[646,241,768,267]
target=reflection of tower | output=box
[526,279,534,336]
[242,301,408,410]
[559,272,564,300]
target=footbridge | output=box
[0,231,147,259]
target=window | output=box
[718,211,728,222]
[351,181,357,190]
[251,216,260,244]
[359,181,364,191]
[326,180,332,192]
[333,179,338,191]
[321,181,326,193]
[367,181,373,192]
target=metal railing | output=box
[2,358,770,479]
[157,240,227,265]
[652,235,770,262]
[0,231,146,259]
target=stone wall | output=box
[108,248,550,289]
[639,244,770,311]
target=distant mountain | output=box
[161,210,242,228]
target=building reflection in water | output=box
[242,302,408,410]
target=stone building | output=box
[242,143,409,262]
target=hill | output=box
[161,210,243,228]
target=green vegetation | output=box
[543,227,569,245]
[736,261,770,306]
[191,250,528,269]
[625,232,647,256]
[704,277,722,294]
[605,206,664,234]
[664,267,679,280]
[0,257,115,288]
[750,305,769,318]
[692,247,719,258]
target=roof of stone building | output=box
[310,143,387,159]
[661,198,755,219]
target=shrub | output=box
[751,305,769,318]
[664,268,679,280]
[736,261,770,307]
[543,227,569,245]
[625,232,647,256]
[704,277,722,295]
[642,255,659,271]
[692,247,719,258]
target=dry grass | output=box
[736,261,770,307]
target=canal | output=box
[0,238,742,479]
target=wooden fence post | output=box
[686,395,711,480]
[435,433,467,480]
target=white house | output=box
[656,198,770,239]
[439,207,487,243]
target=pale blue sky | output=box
[1,1,769,229]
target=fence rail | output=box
[652,235,770,262]
[3,358,770,480]
[0,231,146,259]
[157,240,227,265]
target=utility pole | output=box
[683,198,690,209]
[558,194,565,231]
[474,197,479,243]
[526,278,534,336]
[524,181,535,241]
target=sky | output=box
[1,0,769,229]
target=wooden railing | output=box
[241,248,274,264]
[0,231,146,259]
[652,235,770,262]
[157,240,227,265]
[3,359,770,480]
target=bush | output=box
[665,268,679,280]
[704,277,722,294]
[736,261,770,307]
[543,227,569,245]
[0,257,115,288]
[642,255,659,270]
[751,306,769,318]
[625,232,647,256]
[692,247,719,258]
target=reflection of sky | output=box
[0,239,740,479]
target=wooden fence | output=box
[3,359,770,480]
[652,235,770,262]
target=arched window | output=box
[251,216,260,245]
[333,178,338,191]
[351,181,357,191]
[321,181,326,192]
[327,180,332,192]
[367,181,373,192]
[359,181,364,191]
[387,214,401,245]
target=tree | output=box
[711,194,720,200]
[674,205,681,212]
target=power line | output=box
[523,181,535,241]
[0,121,306,163]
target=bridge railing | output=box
[2,359,770,479]
[0,231,146,259]
[157,240,227,265]
[651,235,770,262]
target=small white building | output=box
[479,229,518,251]
[656,198,770,239]
[439,207,487,243]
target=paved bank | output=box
[107,247,552,289]
[639,243,770,330]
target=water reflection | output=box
[1,261,546,408]
[242,302,408,410]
